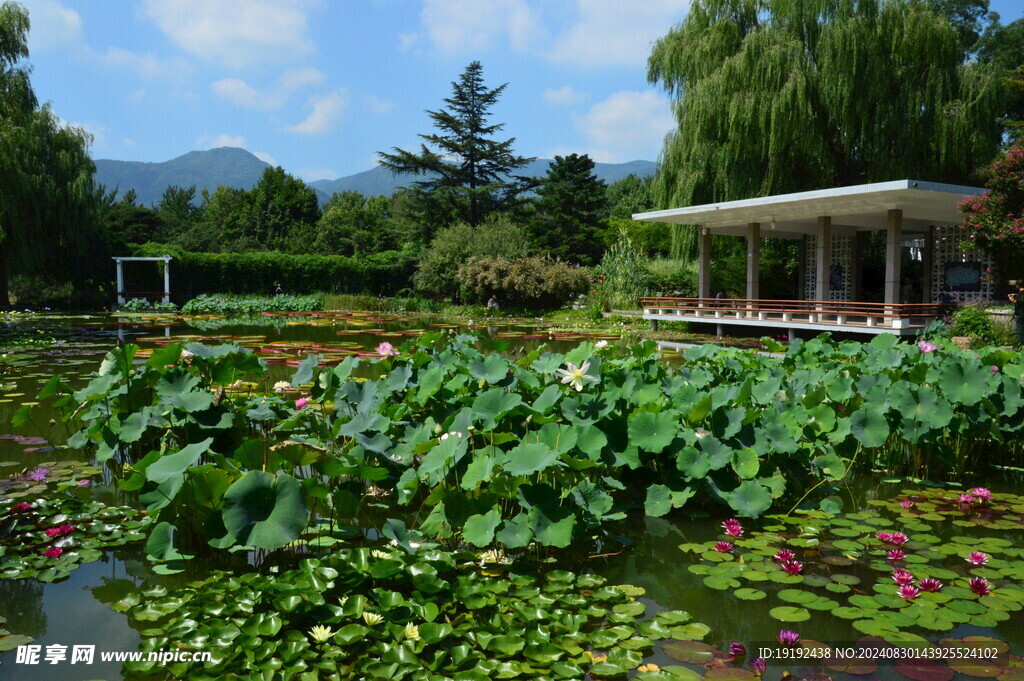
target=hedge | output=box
[131,244,416,301]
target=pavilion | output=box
[632,180,992,339]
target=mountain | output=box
[94,147,657,206]
[309,158,658,198]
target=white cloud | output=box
[543,86,587,107]
[195,133,247,149]
[549,0,691,67]
[253,151,278,166]
[279,67,325,92]
[123,138,137,147]
[286,90,347,135]
[575,90,674,162]
[364,94,394,114]
[212,78,279,110]
[420,0,541,54]
[98,47,191,80]
[143,0,313,68]
[20,0,83,51]
[299,167,338,181]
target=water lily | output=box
[295,397,309,410]
[876,531,893,543]
[887,549,906,561]
[44,547,63,558]
[918,578,943,592]
[27,466,50,483]
[272,380,290,393]
[780,560,803,575]
[722,518,744,537]
[969,577,992,596]
[403,622,420,641]
[713,541,733,553]
[13,502,31,512]
[730,642,747,656]
[958,493,975,505]
[362,611,384,626]
[750,658,767,676]
[970,487,992,502]
[966,552,989,566]
[918,340,937,353]
[308,625,335,643]
[76,479,91,487]
[898,585,921,600]
[891,569,915,586]
[774,549,796,562]
[370,549,392,559]
[376,341,399,357]
[556,361,598,392]
[777,630,800,647]
[338,596,349,607]
[595,340,609,349]
[888,532,908,545]
[900,499,915,509]
[45,527,62,538]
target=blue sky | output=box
[20,0,1024,182]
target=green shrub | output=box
[122,297,153,312]
[951,305,995,344]
[9,275,76,308]
[598,232,651,308]
[457,256,591,310]
[181,294,323,315]
[153,301,179,313]
[646,258,696,296]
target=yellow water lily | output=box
[308,625,335,643]
[370,549,392,559]
[556,361,598,392]
[362,611,384,626]
[404,622,420,641]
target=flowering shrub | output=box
[457,256,591,310]
[959,142,1024,257]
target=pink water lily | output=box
[918,578,943,592]
[958,493,976,505]
[900,499,915,509]
[918,340,937,353]
[891,569,915,586]
[44,547,63,558]
[777,630,800,647]
[888,532,908,545]
[750,658,767,676]
[898,585,921,600]
[722,518,744,537]
[730,642,747,656]
[27,466,49,483]
[969,577,992,596]
[966,552,989,566]
[780,560,803,575]
[12,502,31,512]
[887,549,906,561]
[376,341,399,357]
[877,531,893,543]
[970,487,992,502]
[774,549,796,562]
[713,541,733,553]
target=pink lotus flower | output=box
[774,549,796,562]
[969,577,992,596]
[295,397,309,410]
[966,552,989,566]
[750,658,767,676]
[898,585,921,599]
[730,642,747,656]
[888,532,908,545]
[44,547,63,558]
[991,365,999,375]
[900,499,915,509]
[887,549,906,561]
[958,493,975,505]
[918,578,943,592]
[713,541,733,553]
[777,630,800,647]
[876,531,893,543]
[892,569,915,586]
[722,518,743,537]
[376,342,399,357]
[781,560,803,575]
[970,487,992,502]
[918,340,937,353]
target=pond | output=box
[0,312,1021,681]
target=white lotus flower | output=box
[595,340,609,349]
[273,380,290,393]
[556,361,598,392]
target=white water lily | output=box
[556,361,598,392]
[595,340,609,349]
[338,595,349,607]
[370,549,392,559]
[362,611,384,626]
[309,625,335,643]
[404,622,421,641]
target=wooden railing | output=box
[639,297,953,329]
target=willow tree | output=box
[648,0,1008,255]
[0,2,97,304]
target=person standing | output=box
[1010,280,1024,346]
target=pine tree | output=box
[379,61,534,231]
[531,154,608,265]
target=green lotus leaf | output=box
[221,471,309,551]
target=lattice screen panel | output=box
[930,225,994,304]
[804,234,853,302]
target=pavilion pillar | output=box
[815,216,832,305]
[746,223,760,312]
[698,227,711,300]
[163,257,171,304]
[115,258,125,305]
[852,232,867,301]
[885,209,903,312]
[922,226,935,304]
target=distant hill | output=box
[94,147,656,206]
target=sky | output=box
[18,0,1024,182]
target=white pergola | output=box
[112,256,172,305]
[632,180,986,336]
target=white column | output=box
[885,209,903,312]
[163,257,171,304]
[698,228,711,300]
[115,259,125,305]
[815,216,832,305]
[746,223,760,310]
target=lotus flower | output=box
[958,493,975,505]
[891,569,915,586]
[918,340,937,353]
[777,630,800,647]
[308,625,335,643]
[362,611,384,626]
[969,577,992,596]
[730,642,747,656]
[774,549,797,562]
[722,519,744,537]
[713,541,733,553]
[918,578,943,592]
[403,623,420,641]
[888,532,908,545]
[556,361,598,392]
[376,341,399,357]
[991,365,999,375]
[898,585,921,600]
[780,560,803,575]
[970,487,992,502]
[887,549,906,561]
[44,547,63,558]
[273,380,290,393]
[900,499,915,509]
[750,658,767,676]
[595,340,609,349]
[295,397,309,410]
[966,552,989,566]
